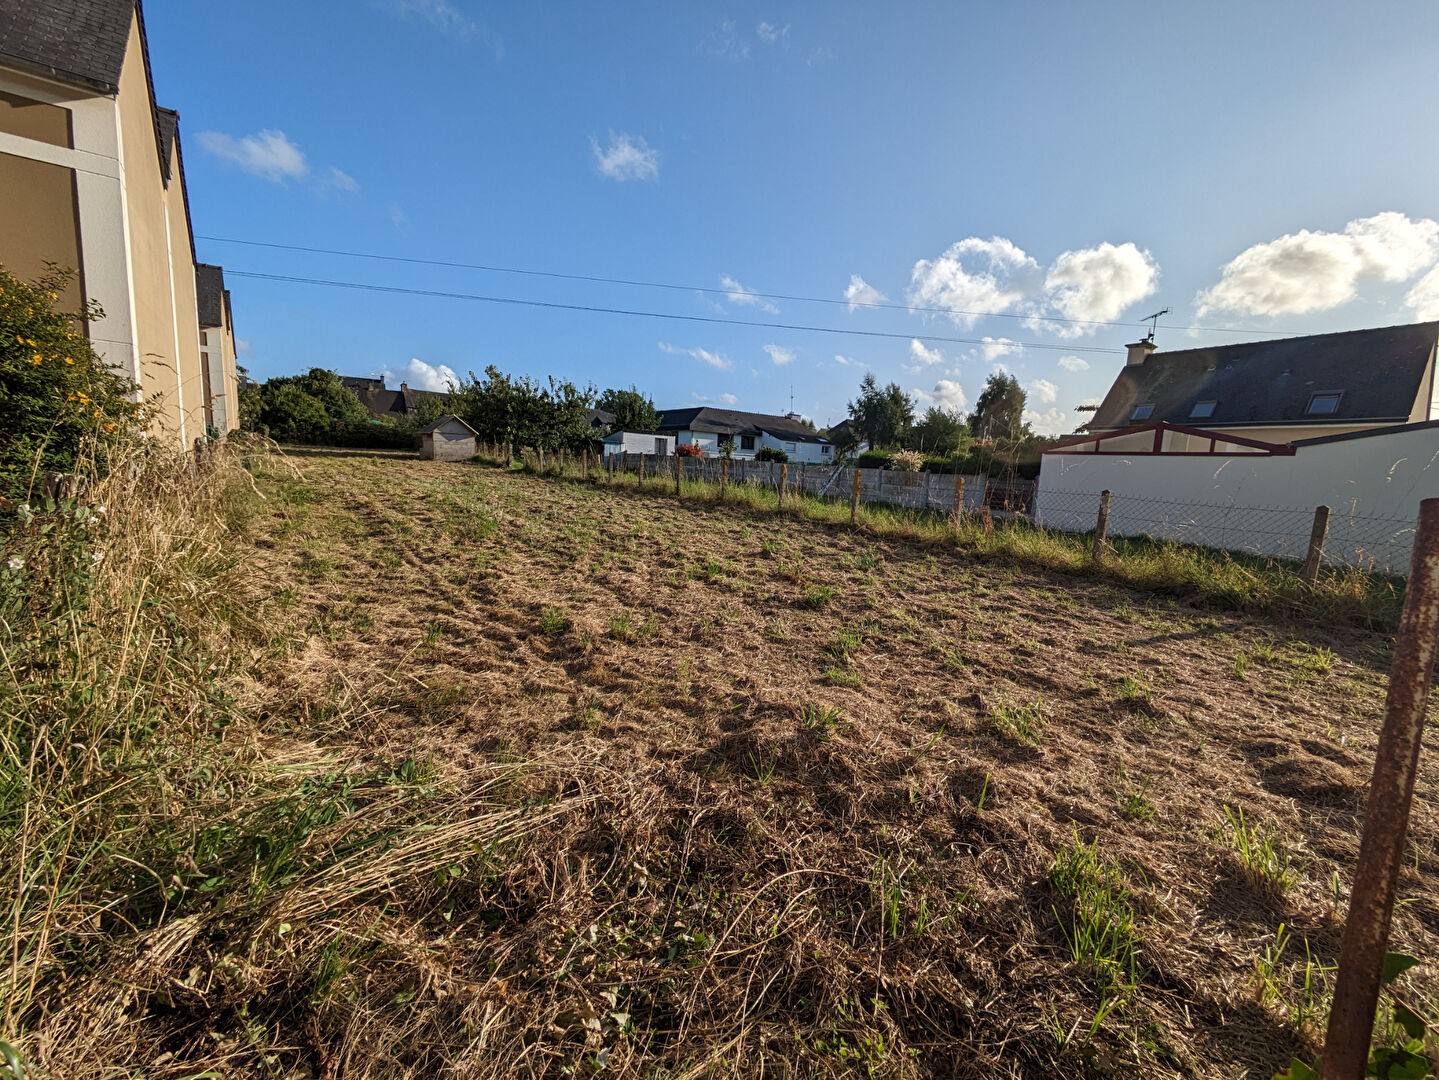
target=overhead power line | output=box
[224,270,1125,354]
[199,234,1291,338]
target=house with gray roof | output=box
[0,0,238,441]
[1088,322,1439,445]
[657,407,834,463]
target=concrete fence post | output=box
[851,468,862,525]
[923,470,932,511]
[1301,505,1331,587]
[952,474,966,523]
[1094,489,1113,558]
[778,463,788,511]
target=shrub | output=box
[855,450,892,470]
[889,449,924,472]
[676,441,704,458]
[755,446,788,463]
[0,265,140,502]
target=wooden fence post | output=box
[923,470,932,511]
[1301,505,1331,586]
[778,463,788,511]
[851,468,862,525]
[675,452,683,496]
[980,506,993,536]
[1093,489,1113,558]
[721,456,729,497]
[952,474,965,521]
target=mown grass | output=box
[494,451,1405,630]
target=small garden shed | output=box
[420,415,478,461]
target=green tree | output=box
[596,386,659,433]
[252,368,372,444]
[908,406,972,456]
[967,373,1029,443]
[0,264,139,501]
[847,373,915,450]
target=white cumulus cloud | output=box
[591,132,660,182]
[764,343,796,366]
[1196,212,1439,318]
[385,358,459,392]
[833,354,861,367]
[909,339,943,367]
[1039,242,1158,337]
[1057,355,1090,373]
[197,129,308,182]
[1023,407,1068,436]
[1029,378,1058,404]
[844,274,887,312]
[1407,265,1439,321]
[908,237,1041,328]
[720,274,779,314]
[914,379,968,413]
[981,336,1022,362]
[660,341,733,370]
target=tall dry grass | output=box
[0,439,574,1076]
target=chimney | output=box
[1125,339,1156,367]
[400,382,409,392]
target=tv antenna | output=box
[789,384,794,413]
[1141,308,1169,343]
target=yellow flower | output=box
[64,357,74,365]
[28,355,42,366]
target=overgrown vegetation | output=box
[0,264,140,502]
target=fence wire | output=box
[558,450,1417,577]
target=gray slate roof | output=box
[657,407,829,443]
[0,0,135,92]
[1091,322,1439,431]
[196,263,225,328]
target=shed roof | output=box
[0,0,135,92]
[1091,321,1439,431]
[657,407,829,443]
[421,415,478,436]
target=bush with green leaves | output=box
[0,265,139,503]
[755,446,788,463]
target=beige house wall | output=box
[163,136,204,441]
[0,150,85,312]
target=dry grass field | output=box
[205,448,1437,1078]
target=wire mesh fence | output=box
[490,447,1418,577]
[1036,487,1416,575]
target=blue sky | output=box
[148,0,1439,432]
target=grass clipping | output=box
[0,442,578,1076]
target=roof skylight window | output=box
[1306,392,1343,416]
[1131,404,1155,421]
[1189,400,1217,419]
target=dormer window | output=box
[1189,400,1217,419]
[1306,391,1343,416]
[1131,404,1155,421]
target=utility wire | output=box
[200,234,1290,338]
[225,270,1125,353]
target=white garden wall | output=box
[1036,424,1439,573]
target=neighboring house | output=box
[0,0,239,443]
[585,408,616,434]
[341,375,446,420]
[656,407,834,463]
[602,431,674,458]
[195,263,238,433]
[1088,322,1439,445]
[419,415,477,461]
[823,418,869,455]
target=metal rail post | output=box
[1321,498,1439,1079]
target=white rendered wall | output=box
[1036,425,1439,573]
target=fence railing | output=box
[475,444,1416,577]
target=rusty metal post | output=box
[675,451,683,496]
[778,463,788,511]
[1094,490,1113,558]
[1301,505,1331,587]
[851,468,862,525]
[1321,498,1439,1080]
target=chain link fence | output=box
[1036,487,1416,575]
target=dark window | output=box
[1306,391,1343,416]
[821,444,832,454]
[1131,404,1155,421]
[740,435,756,450]
[1189,400,1217,419]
